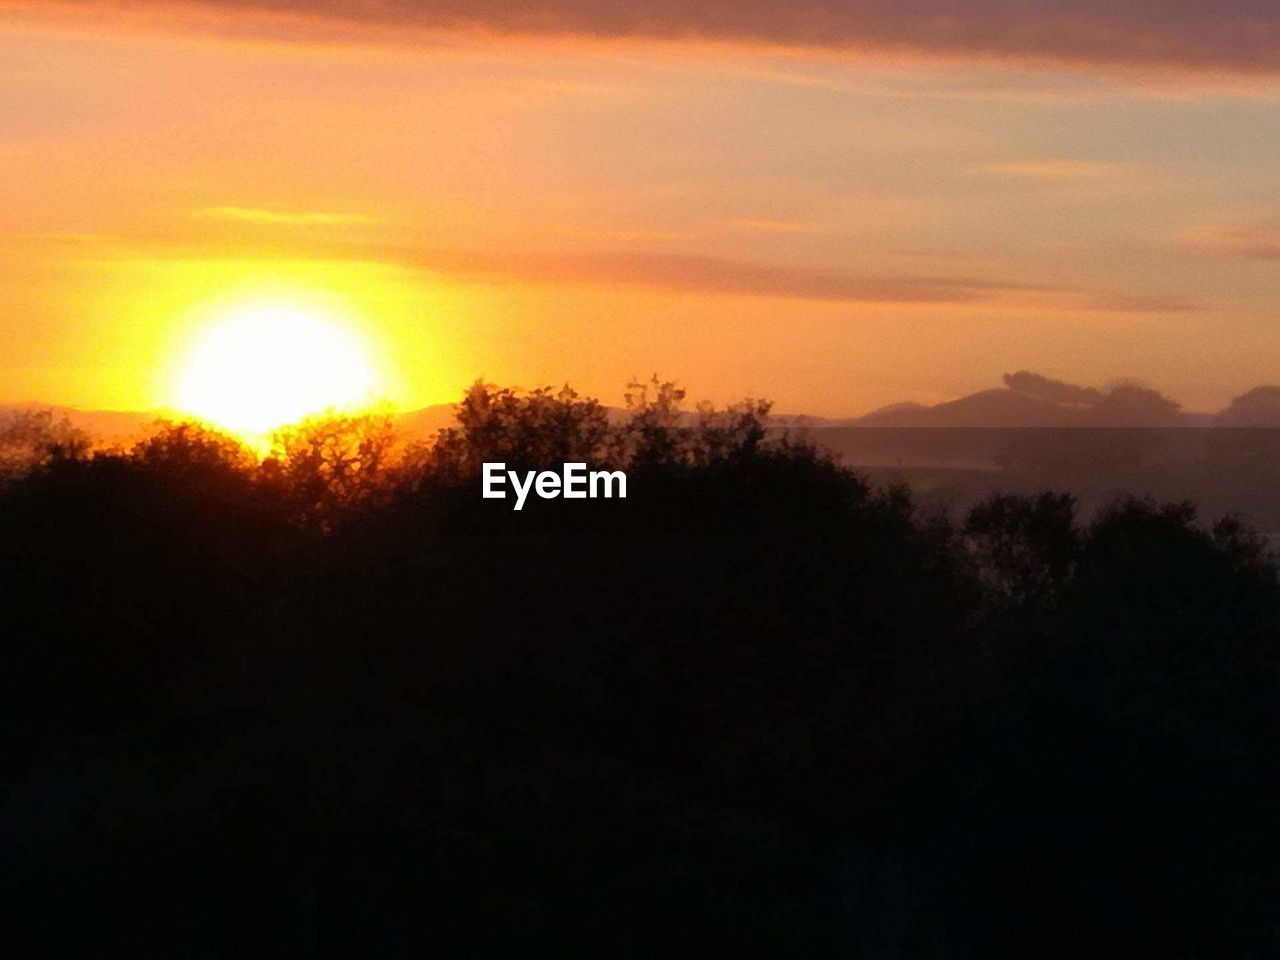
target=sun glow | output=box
[176,304,381,440]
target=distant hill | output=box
[393,404,459,440]
[0,403,160,445]
[850,389,1081,428]
[849,401,929,423]
[3,371,1251,446]
[0,403,462,447]
[843,378,1207,429]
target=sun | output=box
[176,304,381,440]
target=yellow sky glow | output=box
[2,9,1280,418]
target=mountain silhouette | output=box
[14,373,1275,442]
[851,388,1081,427]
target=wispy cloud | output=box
[727,219,827,235]
[980,160,1122,181]
[598,229,689,244]
[1180,222,1280,260]
[22,227,1199,314]
[396,248,1035,304]
[130,232,1198,313]
[194,206,376,227]
[12,1,1280,74]
[1067,291,1201,314]
[383,247,1206,314]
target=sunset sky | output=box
[3,1,1280,418]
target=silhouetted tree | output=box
[265,411,400,530]
[417,381,611,486]
[966,491,1079,612]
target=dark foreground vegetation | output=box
[3,381,1279,957]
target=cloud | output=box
[51,230,1197,313]
[195,206,376,226]
[727,219,827,235]
[1181,222,1280,260]
[585,229,689,244]
[12,1,1280,74]
[980,160,1121,180]
[393,248,1034,304]
[342,245,1201,313]
[1071,291,1201,314]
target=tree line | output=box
[3,379,1278,956]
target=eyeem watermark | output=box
[483,462,627,511]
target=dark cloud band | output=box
[19,0,1280,73]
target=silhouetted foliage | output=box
[3,384,1278,957]
[417,380,612,486]
[966,491,1079,612]
[264,411,400,531]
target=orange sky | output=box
[2,2,1280,416]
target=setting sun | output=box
[176,304,380,439]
